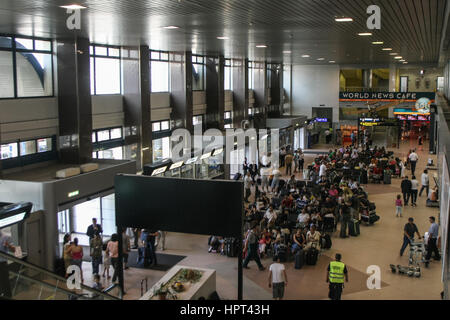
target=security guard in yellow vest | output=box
[326,253,348,300]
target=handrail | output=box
[0,251,120,300]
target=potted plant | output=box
[153,283,168,300]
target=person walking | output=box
[268,255,288,300]
[425,216,441,266]
[326,253,348,300]
[400,218,421,256]
[106,234,119,283]
[284,152,294,176]
[339,201,352,238]
[401,176,412,206]
[122,230,131,270]
[419,170,430,197]
[156,231,167,251]
[86,218,103,240]
[243,224,265,271]
[68,237,84,283]
[244,172,253,203]
[90,231,103,276]
[409,150,419,176]
[410,176,419,207]
[395,195,403,218]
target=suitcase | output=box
[225,238,238,257]
[321,234,332,249]
[348,219,360,236]
[294,249,305,269]
[276,244,288,262]
[306,247,319,265]
[383,173,391,184]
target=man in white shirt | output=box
[409,151,419,176]
[297,210,310,226]
[265,206,278,227]
[419,169,429,197]
[319,162,327,177]
[244,172,253,203]
[268,255,288,300]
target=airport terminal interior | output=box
[0,0,450,301]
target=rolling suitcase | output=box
[321,234,332,249]
[225,238,238,257]
[306,246,319,265]
[348,219,360,237]
[383,172,391,184]
[295,249,305,269]
[276,244,288,262]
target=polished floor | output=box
[80,139,443,300]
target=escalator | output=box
[0,251,121,300]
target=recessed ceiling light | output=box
[329,61,336,63]
[358,32,372,36]
[283,50,292,54]
[382,48,393,51]
[394,56,403,59]
[163,26,180,29]
[390,53,398,56]
[317,58,325,61]
[403,62,408,64]
[216,36,229,40]
[301,55,310,58]
[372,41,384,45]
[59,4,87,9]
[335,17,353,22]
[399,59,405,62]
[256,45,267,48]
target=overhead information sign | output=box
[340,92,435,102]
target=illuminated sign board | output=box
[200,152,212,160]
[169,161,184,170]
[151,166,168,176]
[212,148,223,156]
[359,118,399,127]
[185,157,198,165]
[340,92,435,102]
[0,212,27,229]
[68,190,79,198]
[315,118,328,123]
[0,202,33,229]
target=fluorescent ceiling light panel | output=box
[60,4,87,9]
[256,45,267,48]
[335,17,353,22]
[301,55,310,58]
[358,32,372,36]
[394,56,402,59]
[382,48,393,51]
[372,41,384,45]
[163,26,180,29]
[217,36,229,40]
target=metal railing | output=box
[0,251,120,300]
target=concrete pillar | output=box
[122,46,152,171]
[56,37,93,164]
[205,56,225,131]
[389,64,397,92]
[362,69,373,90]
[170,52,194,134]
[232,58,249,128]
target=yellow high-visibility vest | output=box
[329,261,345,283]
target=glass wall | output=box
[0,35,53,98]
[248,61,254,89]
[225,59,232,90]
[150,50,170,92]
[152,137,171,162]
[72,198,101,234]
[90,45,121,95]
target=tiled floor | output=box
[79,139,443,300]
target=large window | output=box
[92,127,125,160]
[192,55,205,91]
[152,120,170,132]
[225,59,232,90]
[248,61,254,89]
[0,35,53,98]
[153,137,171,162]
[151,50,169,92]
[90,44,121,95]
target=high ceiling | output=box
[0,0,448,65]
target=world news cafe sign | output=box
[339,92,435,102]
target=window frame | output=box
[90,44,122,95]
[0,34,54,99]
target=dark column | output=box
[56,37,93,164]
[122,46,151,171]
[170,52,193,133]
[253,61,267,128]
[232,58,249,128]
[270,63,282,116]
[205,56,225,131]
